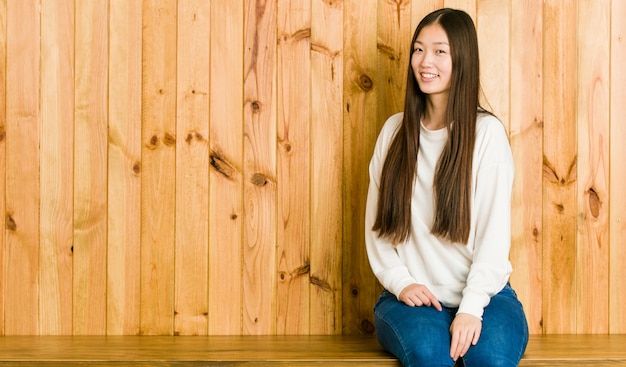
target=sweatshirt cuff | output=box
[388,276,417,299]
[457,288,490,320]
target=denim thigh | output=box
[373,285,529,367]
[460,284,529,367]
[374,290,457,367]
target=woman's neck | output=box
[422,94,448,130]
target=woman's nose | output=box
[420,52,433,66]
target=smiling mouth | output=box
[421,73,438,79]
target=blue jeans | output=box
[374,284,528,367]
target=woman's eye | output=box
[436,49,446,54]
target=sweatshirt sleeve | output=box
[457,115,514,319]
[364,113,418,297]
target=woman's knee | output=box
[374,293,456,367]
[463,286,528,367]
[485,289,528,342]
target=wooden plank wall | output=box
[0,0,624,336]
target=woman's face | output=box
[411,23,452,98]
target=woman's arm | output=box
[457,115,515,319]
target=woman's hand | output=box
[449,313,482,361]
[398,283,443,311]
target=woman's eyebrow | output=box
[414,40,449,46]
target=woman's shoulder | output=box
[474,111,513,164]
[370,112,404,162]
[382,112,404,133]
[475,111,507,140]
[376,112,404,144]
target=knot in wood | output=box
[6,215,16,231]
[148,135,159,149]
[132,162,141,174]
[210,152,236,179]
[587,187,600,218]
[251,173,268,186]
[163,132,176,147]
[361,319,375,335]
[251,101,261,112]
[310,276,332,292]
[187,131,206,144]
[293,263,310,277]
[358,74,373,91]
[194,132,205,142]
[283,141,293,154]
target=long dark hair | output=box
[373,8,482,245]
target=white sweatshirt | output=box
[365,112,514,319]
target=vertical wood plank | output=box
[208,0,243,335]
[243,0,277,335]
[141,0,177,335]
[609,0,626,334]
[576,0,610,334]
[376,0,411,128]
[0,0,8,336]
[542,0,578,334]
[4,0,40,335]
[477,0,509,124]
[310,0,342,335]
[509,0,543,335]
[365,0,412,335]
[107,0,142,336]
[40,0,74,335]
[443,0,475,22]
[276,0,311,335]
[342,0,380,335]
[74,0,109,335]
[174,0,210,336]
[411,0,444,32]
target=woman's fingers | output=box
[449,313,482,361]
[398,284,443,311]
[450,328,472,360]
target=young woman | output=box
[365,8,528,367]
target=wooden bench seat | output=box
[0,334,625,366]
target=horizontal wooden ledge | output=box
[520,334,626,366]
[0,335,397,367]
[0,334,625,367]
